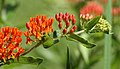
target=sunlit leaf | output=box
[68,34,96,48]
[79,43,89,64]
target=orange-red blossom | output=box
[0,27,24,62]
[24,15,54,44]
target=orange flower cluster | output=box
[24,15,54,44]
[80,1,103,17]
[0,27,24,62]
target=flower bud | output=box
[69,14,73,20]
[70,28,74,33]
[55,13,59,20]
[42,16,46,21]
[65,16,69,22]
[58,17,62,22]
[58,22,62,29]
[36,19,42,25]
[49,18,54,25]
[80,14,83,18]
[26,22,30,29]
[36,16,40,23]
[63,28,67,34]
[73,26,77,31]
[89,15,93,19]
[65,21,70,28]
[30,17,35,22]
[59,12,63,17]
[62,14,66,20]
[65,12,69,16]
[72,18,76,25]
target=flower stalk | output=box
[21,41,42,56]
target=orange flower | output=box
[0,27,24,62]
[24,15,54,44]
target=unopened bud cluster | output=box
[79,13,94,29]
[80,13,93,20]
[55,12,77,34]
[92,17,111,33]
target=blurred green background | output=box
[0,0,120,69]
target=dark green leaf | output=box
[66,35,76,41]
[85,16,101,32]
[53,30,60,44]
[69,34,96,48]
[11,57,43,65]
[0,56,43,66]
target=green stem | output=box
[21,41,42,56]
[0,0,5,18]
[0,66,3,69]
[74,30,85,35]
[104,0,112,69]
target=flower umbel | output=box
[80,1,103,17]
[0,27,24,62]
[24,15,54,44]
[91,17,111,34]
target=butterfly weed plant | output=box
[0,12,111,67]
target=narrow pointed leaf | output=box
[85,16,101,32]
[66,47,70,69]
[69,34,96,48]
[66,36,76,41]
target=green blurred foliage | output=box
[0,0,120,69]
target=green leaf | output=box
[43,37,54,48]
[53,30,60,44]
[68,34,96,48]
[85,16,101,32]
[0,57,43,66]
[66,47,70,69]
[79,43,89,64]
[12,57,43,65]
[66,35,76,41]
